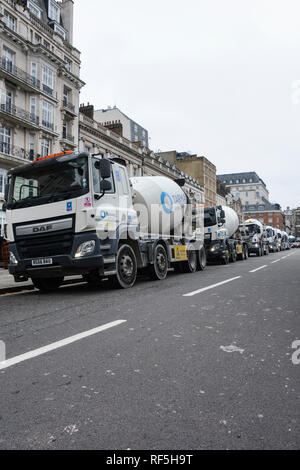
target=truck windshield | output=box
[246,224,259,235]
[8,156,89,209]
[204,208,217,227]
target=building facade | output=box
[293,207,300,239]
[0,0,84,234]
[79,106,205,204]
[243,202,285,230]
[284,207,294,235]
[217,172,269,209]
[157,151,217,207]
[94,106,149,149]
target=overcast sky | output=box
[74,0,300,208]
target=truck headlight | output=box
[9,252,18,265]
[211,243,221,252]
[75,240,96,258]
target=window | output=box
[242,179,246,183]
[0,170,8,194]
[63,85,71,105]
[119,167,129,195]
[30,96,36,122]
[64,56,72,72]
[42,66,54,94]
[42,100,53,129]
[49,1,60,23]
[268,218,273,223]
[0,89,13,113]
[0,127,11,155]
[41,138,50,157]
[236,179,240,184]
[29,134,35,161]
[34,33,41,44]
[249,178,253,183]
[229,180,233,184]
[43,40,50,50]
[2,46,15,72]
[27,1,42,19]
[31,62,38,86]
[4,11,16,31]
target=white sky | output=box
[74,0,300,208]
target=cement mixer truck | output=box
[239,219,269,256]
[204,206,248,264]
[3,151,206,291]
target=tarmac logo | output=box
[0,340,5,363]
[291,340,300,365]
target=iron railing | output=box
[0,57,40,90]
[0,102,39,126]
[62,98,75,113]
[0,142,35,160]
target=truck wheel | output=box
[197,247,207,271]
[111,244,137,289]
[222,251,230,265]
[181,249,197,273]
[148,244,168,281]
[257,247,262,257]
[33,277,64,292]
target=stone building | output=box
[0,0,84,234]
[243,202,285,230]
[79,105,205,204]
[157,151,216,207]
[217,172,269,209]
[94,106,149,149]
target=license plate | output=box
[32,258,53,267]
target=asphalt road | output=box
[0,249,299,450]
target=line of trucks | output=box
[1,151,293,292]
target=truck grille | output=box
[17,231,74,259]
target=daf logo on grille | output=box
[33,225,53,233]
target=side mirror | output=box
[220,210,225,219]
[95,159,111,180]
[4,183,9,202]
[2,203,7,212]
[100,180,112,192]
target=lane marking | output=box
[271,259,281,264]
[249,265,267,273]
[281,256,288,260]
[0,319,127,371]
[183,276,241,297]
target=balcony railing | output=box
[0,102,39,126]
[62,98,75,113]
[62,132,74,143]
[41,120,54,131]
[42,84,53,97]
[0,142,34,160]
[0,57,40,90]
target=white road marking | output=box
[249,265,267,273]
[271,259,281,264]
[281,256,288,260]
[0,320,127,371]
[183,276,241,297]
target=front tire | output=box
[111,244,137,289]
[33,277,64,292]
